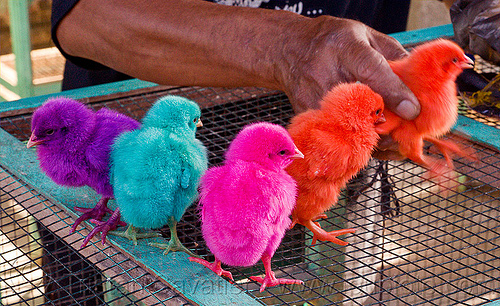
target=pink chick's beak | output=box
[26,133,44,148]
[196,119,203,128]
[375,113,386,125]
[461,55,474,69]
[291,144,304,159]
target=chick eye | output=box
[279,150,287,156]
[452,57,458,63]
[193,117,198,123]
[46,129,55,135]
[375,109,382,115]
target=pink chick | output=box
[189,122,304,292]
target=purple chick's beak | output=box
[462,55,474,69]
[196,119,203,128]
[291,144,304,159]
[26,133,44,148]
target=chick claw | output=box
[188,257,234,281]
[304,219,356,246]
[250,271,304,292]
[79,212,126,249]
[70,197,113,234]
[149,239,197,257]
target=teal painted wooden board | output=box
[390,24,454,45]
[0,128,260,306]
[453,115,500,152]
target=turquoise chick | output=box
[97,95,208,256]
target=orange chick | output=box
[376,39,475,174]
[287,83,386,246]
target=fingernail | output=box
[395,100,418,120]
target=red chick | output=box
[376,39,475,175]
[287,83,386,246]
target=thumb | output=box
[346,39,420,120]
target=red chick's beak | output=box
[26,133,44,148]
[375,113,386,124]
[461,55,474,69]
[291,144,304,159]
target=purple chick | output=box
[189,122,304,292]
[27,97,140,244]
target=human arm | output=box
[55,0,419,119]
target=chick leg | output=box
[425,136,478,167]
[108,210,161,245]
[302,219,356,246]
[148,216,197,257]
[188,257,234,281]
[71,197,113,234]
[249,254,303,292]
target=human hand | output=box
[277,16,420,122]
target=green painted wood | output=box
[0,127,261,306]
[0,79,159,113]
[452,115,500,152]
[33,82,62,97]
[0,78,17,93]
[8,0,34,98]
[390,24,454,46]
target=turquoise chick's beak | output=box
[196,119,203,128]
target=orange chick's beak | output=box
[375,113,386,125]
[26,133,44,148]
[462,55,474,69]
[291,144,304,159]
[196,119,203,128]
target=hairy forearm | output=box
[57,0,312,89]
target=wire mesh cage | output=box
[2,34,500,305]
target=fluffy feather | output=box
[286,83,385,245]
[189,122,304,292]
[376,39,475,176]
[94,95,208,255]
[28,97,139,241]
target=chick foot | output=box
[71,197,113,234]
[425,136,478,167]
[110,223,161,246]
[148,216,197,256]
[149,238,197,257]
[303,219,356,246]
[80,208,126,249]
[290,213,327,229]
[249,255,303,292]
[188,257,234,281]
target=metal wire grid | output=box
[0,165,193,305]
[0,84,499,305]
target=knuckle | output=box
[351,46,386,82]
